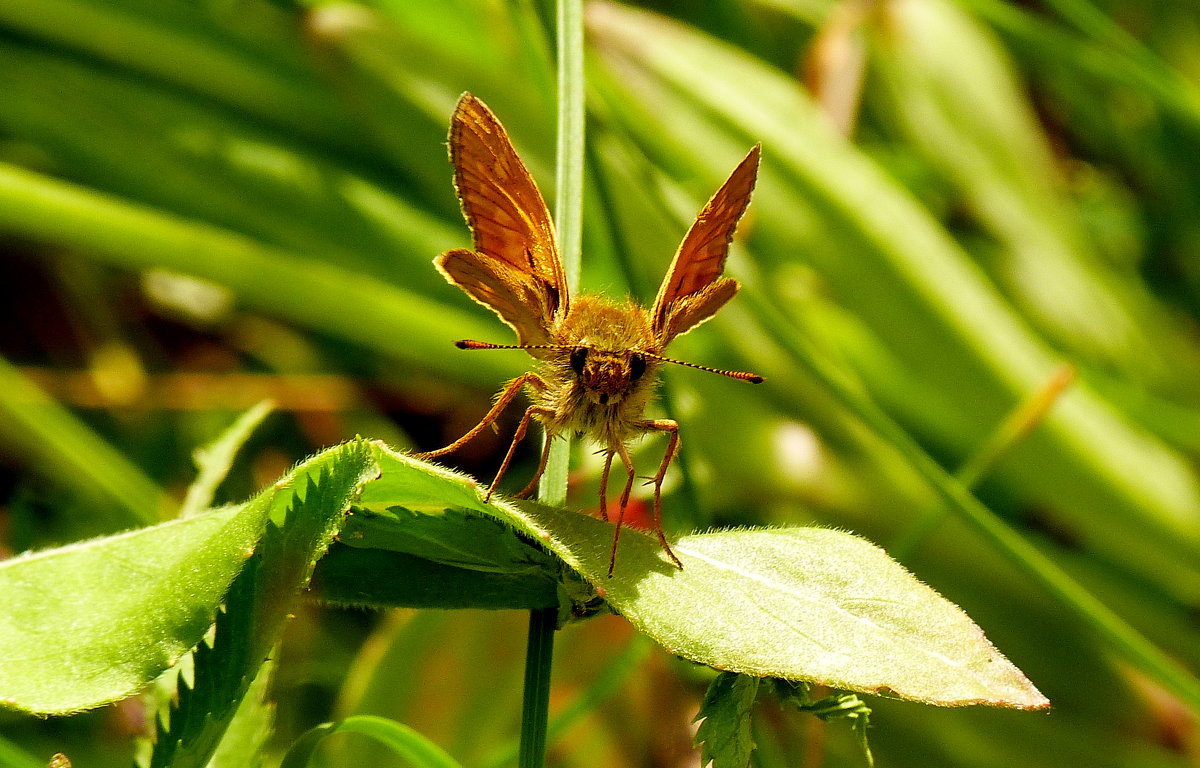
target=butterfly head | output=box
[566,345,657,406]
[544,295,656,406]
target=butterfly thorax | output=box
[530,295,663,447]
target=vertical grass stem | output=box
[522,1,585,767]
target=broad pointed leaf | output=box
[363,444,1048,709]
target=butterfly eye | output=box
[630,352,647,381]
[570,346,589,376]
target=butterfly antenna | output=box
[455,341,764,383]
[640,351,764,384]
[454,340,570,352]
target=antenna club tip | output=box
[455,339,485,349]
[746,374,765,384]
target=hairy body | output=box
[537,296,662,443]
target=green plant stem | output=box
[534,0,584,509]
[481,633,652,768]
[522,2,584,767]
[518,606,558,768]
[746,291,1200,712]
[553,0,585,295]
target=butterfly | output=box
[417,93,762,576]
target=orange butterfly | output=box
[418,93,762,575]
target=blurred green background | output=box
[1,0,1199,765]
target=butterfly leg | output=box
[607,442,639,577]
[598,450,616,522]
[414,373,546,459]
[634,419,684,570]
[488,406,554,502]
[514,418,558,499]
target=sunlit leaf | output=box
[0,440,375,716]
[363,443,1048,709]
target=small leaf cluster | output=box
[694,673,874,768]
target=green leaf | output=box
[0,503,266,715]
[0,734,43,768]
[358,443,499,514]
[148,438,376,768]
[311,545,559,611]
[315,449,562,610]
[694,672,759,768]
[351,444,602,615]
[773,681,875,767]
[206,658,276,768]
[148,560,266,768]
[603,525,1048,709]
[0,439,375,716]
[362,443,1047,709]
[341,506,542,573]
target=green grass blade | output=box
[0,736,44,768]
[281,716,463,768]
[955,0,1200,132]
[869,0,1195,380]
[180,400,275,517]
[0,37,456,270]
[0,162,516,390]
[587,3,1200,600]
[0,0,357,146]
[0,353,163,528]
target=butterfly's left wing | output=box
[442,93,567,347]
[435,249,562,353]
[651,145,760,345]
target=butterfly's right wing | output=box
[651,145,760,345]
[437,93,567,350]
